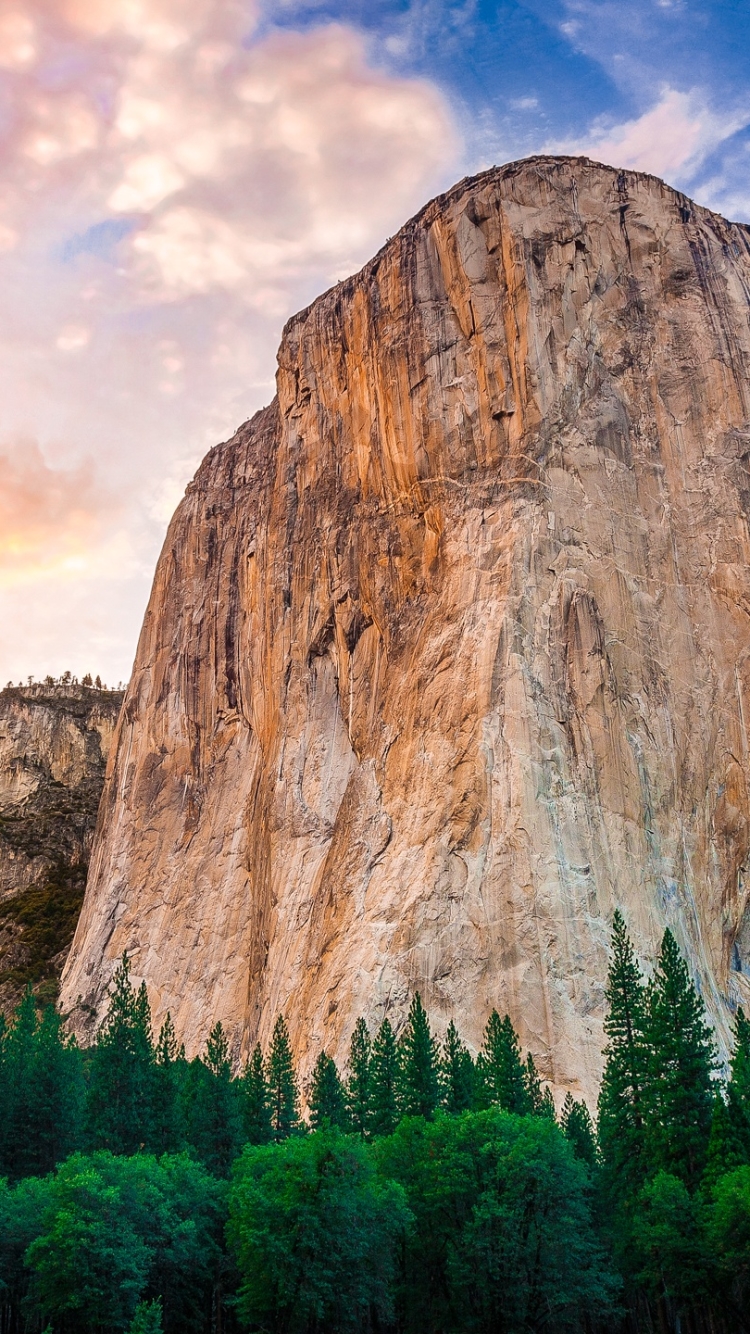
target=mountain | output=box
[0,680,124,1010]
[60,156,750,1099]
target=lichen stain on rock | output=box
[61,156,750,1100]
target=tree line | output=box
[0,917,747,1333]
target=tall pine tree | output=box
[242,1043,272,1145]
[346,1018,372,1138]
[187,1021,244,1175]
[266,1015,299,1141]
[476,1011,530,1114]
[440,1020,474,1113]
[399,994,439,1119]
[86,954,157,1155]
[561,1092,598,1168]
[308,1051,348,1130]
[151,1013,183,1154]
[597,911,649,1203]
[369,1018,400,1137]
[642,929,716,1190]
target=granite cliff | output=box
[0,681,123,1010]
[61,156,750,1100]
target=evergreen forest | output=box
[0,916,749,1334]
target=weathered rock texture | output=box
[0,682,123,1010]
[61,156,750,1099]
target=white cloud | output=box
[552,85,750,183]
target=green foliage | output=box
[345,1017,372,1136]
[369,1017,401,1138]
[228,1129,410,1333]
[631,1170,712,1314]
[86,954,157,1155]
[597,910,649,1205]
[0,875,85,999]
[184,1022,244,1177]
[376,1109,618,1334]
[0,991,83,1179]
[561,1092,598,1168]
[706,1164,750,1315]
[642,929,716,1189]
[308,1050,349,1131]
[22,1151,225,1334]
[129,1297,163,1333]
[242,1043,272,1145]
[476,1010,531,1114]
[440,1019,475,1113]
[266,1015,300,1141]
[399,993,440,1119]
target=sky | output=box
[1,0,749,685]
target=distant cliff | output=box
[0,681,123,1010]
[62,156,750,1101]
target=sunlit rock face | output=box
[61,156,750,1100]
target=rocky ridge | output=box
[61,156,750,1100]
[0,682,123,1009]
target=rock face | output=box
[61,156,750,1099]
[0,682,123,1009]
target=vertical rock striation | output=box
[61,157,750,1099]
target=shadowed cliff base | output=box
[61,156,750,1103]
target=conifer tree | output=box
[242,1043,272,1145]
[561,1092,598,1167]
[642,929,716,1189]
[597,911,649,1201]
[266,1015,299,1141]
[187,1021,244,1175]
[399,994,440,1119]
[724,1006,750,1163]
[369,1018,400,1137]
[346,1018,372,1137]
[308,1051,349,1130]
[152,1013,182,1154]
[0,989,38,1178]
[524,1052,544,1113]
[25,1004,84,1175]
[86,954,157,1155]
[440,1020,474,1113]
[476,1011,530,1114]
[539,1085,557,1120]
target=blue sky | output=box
[0,0,748,683]
[267,0,750,218]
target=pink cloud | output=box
[0,1,460,681]
[554,86,750,182]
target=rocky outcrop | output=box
[61,156,750,1100]
[0,682,123,1009]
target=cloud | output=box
[0,0,460,681]
[0,440,108,580]
[552,85,750,184]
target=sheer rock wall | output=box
[61,157,750,1099]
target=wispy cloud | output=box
[551,85,750,198]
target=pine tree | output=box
[266,1015,299,1141]
[724,1006,750,1163]
[597,911,649,1202]
[346,1018,372,1137]
[440,1020,474,1113]
[152,1013,182,1153]
[642,929,716,1190]
[242,1043,272,1145]
[86,954,157,1155]
[524,1052,544,1113]
[26,1004,84,1175]
[369,1018,400,1137]
[308,1051,349,1130]
[399,994,440,1119]
[187,1021,243,1175]
[476,1011,530,1114]
[539,1085,557,1120]
[561,1092,598,1167]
